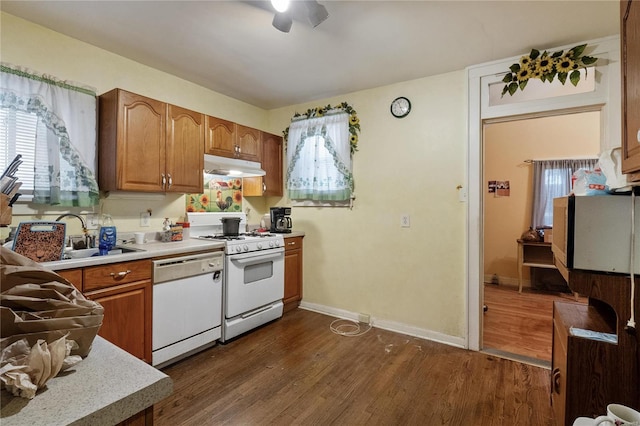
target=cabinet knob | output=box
[161,173,166,188]
[288,241,296,246]
[167,174,173,188]
[262,182,267,193]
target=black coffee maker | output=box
[270,207,292,233]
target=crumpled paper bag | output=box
[0,334,81,399]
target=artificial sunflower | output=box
[349,115,359,125]
[555,56,575,73]
[501,44,598,96]
[517,68,531,82]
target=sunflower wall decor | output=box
[186,174,243,213]
[283,101,360,155]
[501,44,598,97]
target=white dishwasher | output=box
[152,251,223,368]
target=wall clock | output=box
[390,96,411,118]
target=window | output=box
[1,108,38,195]
[1,64,99,206]
[285,108,357,206]
[531,158,598,228]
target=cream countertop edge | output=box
[42,239,226,271]
[0,336,173,426]
[284,231,305,238]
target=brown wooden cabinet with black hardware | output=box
[99,88,204,193]
[621,0,640,180]
[244,132,283,197]
[283,236,303,313]
[550,268,639,425]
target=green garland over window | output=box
[501,44,598,97]
[283,102,360,155]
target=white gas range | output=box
[186,212,285,342]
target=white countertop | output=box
[42,238,225,271]
[0,337,173,426]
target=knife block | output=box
[0,193,12,226]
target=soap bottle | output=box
[98,214,117,255]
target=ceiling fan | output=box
[271,0,329,33]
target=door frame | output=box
[465,36,621,351]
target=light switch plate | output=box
[140,212,151,227]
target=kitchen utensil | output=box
[12,221,66,262]
[221,217,241,236]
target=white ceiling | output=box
[1,0,620,110]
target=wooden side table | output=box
[517,239,556,293]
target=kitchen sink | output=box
[62,246,143,259]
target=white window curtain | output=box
[531,158,598,228]
[0,63,99,206]
[286,112,354,204]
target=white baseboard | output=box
[298,301,466,349]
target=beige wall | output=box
[267,72,467,340]
[483,112,600,287]
[3,12,468,342]
[1,12,269,231]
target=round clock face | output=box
[391,97,411,118]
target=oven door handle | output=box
[229,249,284,265]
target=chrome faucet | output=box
[55,213,94,249]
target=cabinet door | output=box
[236,125,261,162]
[621,0,640,178]
[166,104,204,193]
[85,280,152,363]
[261,132,283,196]
[284,237,303,312]
[244,132,283,196]
[117,90,166,192]
[205,116,236,158]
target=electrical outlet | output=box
[400,214,410,228]
[358,313,371,324]
[140,212,151,227]
[86,213,100,230]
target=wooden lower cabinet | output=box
[84,279,152,363]
[551,270,640,425]
[283,236,303,312]
[57,260,153,364]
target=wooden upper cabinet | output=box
[98,89,203,193]
[244,132,283,197]
[261,132,283,196]
[621,0,640,180]
[166,104,204,193]
[99,89,166,192]
[205,116,236,157]
[236,125,261,162]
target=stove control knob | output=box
[269,241,275,248]
[274,240,281,247]
[235,246,242,253]
[243,244,249,252]
[257,243,263,250]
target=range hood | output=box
[204,154,265,177]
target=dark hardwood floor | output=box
[482,284,586,364]
[155,309,554,425]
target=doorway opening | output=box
[480,111,599,367]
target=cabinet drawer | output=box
[83,259,151,291]
[285,236,303,251]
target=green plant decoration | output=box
[501,44,598,97]
[283,102,360,155]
